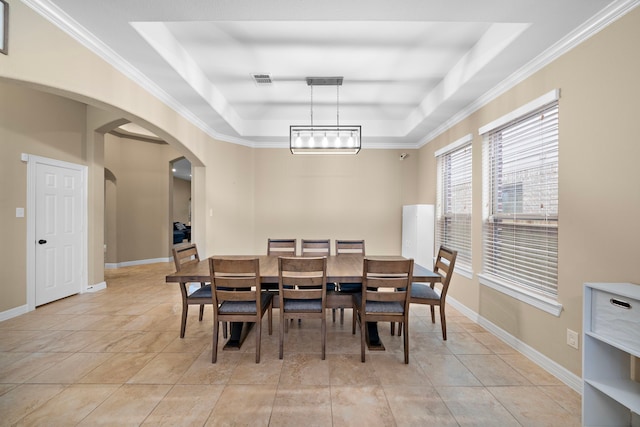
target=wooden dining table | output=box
[165,254,441,350]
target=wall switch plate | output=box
[16,207,25,218]
[567,329,579,349]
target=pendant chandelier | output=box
[289,77,361,155]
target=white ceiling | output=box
[26,0,635,149]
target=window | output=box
[479,90,561,315]
[435,134,472,275]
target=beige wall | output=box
[0,82,87,311]
[173,177,191,225]
[104,134,183,263]
[252,148,419,255]
[1,0,639,379]
[417,8,640,375]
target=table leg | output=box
[223,322,254,350]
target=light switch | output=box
[16,207,25,218]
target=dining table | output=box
[165,254,441,350]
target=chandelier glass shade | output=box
[289,77,361,155]
[289,125,361,154]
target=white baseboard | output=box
[446,296,583,394]
[0,304,29,322]
[105,257,171,269]
[85,281,107,292]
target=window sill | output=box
[478,273,563,316]
[455,264,473,280]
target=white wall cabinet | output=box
[583,282,640,426]
[401,204,434,269]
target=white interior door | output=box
[34,161,84,306]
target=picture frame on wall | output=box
[0,0,8,55]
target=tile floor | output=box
[0,263,582,426]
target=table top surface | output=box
[166,254,441,284]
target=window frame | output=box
[478,89,563,316]
[435,134,473,279]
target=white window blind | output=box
[482,100,559,298]
[436,137,472,270]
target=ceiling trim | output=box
[24,0,640,151]
[417,0,640,148]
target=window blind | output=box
[436,139,472,270]
[482,101,559,297]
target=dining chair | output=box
[278,256,328,359]
[267,238,297,256]
[398,246,457,340]
[352,258,414,363]
[264,239,297,290]
[334,239,366,323]
[301,239,336,321]
[172,244,226,339]
[209,257,273,363]
[300,239,331,257]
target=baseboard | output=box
[0,304,29,322]
[446,296,583,394]
[85,281,107,292]
[105,257,171,269]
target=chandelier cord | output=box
[310,85,314,127]
[336,85,340,127]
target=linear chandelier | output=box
[290,77,361,155]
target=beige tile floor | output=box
[0,263,582,426]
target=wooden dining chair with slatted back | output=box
[172,244,226,339]
[267,238,297,256]
[278,256,328,359]
[300,239,335,321]
[334,240,366,324]
[209,257,273,363]
[265,239,297,291]
[352,258,414,363]
[398,246,457,340]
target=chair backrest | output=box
[301,239,331,257]
[172,243,200,272]
[278,256,327,306]
[362,258,414,312]
[209,257,261,307]
[434,246,458,299]
[267,238,297,256]
[335,239,365,256]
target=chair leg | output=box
[352,306,357,335]
[403,320,409,364]
[268,306,273,335]
[390,322,396,336]
[255,320,262,363]
[340,308,344,324]
[440,305,447,340]
[212,319,219,363]
[321,316,326,360]
[199,304,205,321]
[180,304,188,338]
[222,322,228,339]
[430,305,436,323]
[332,308,336,322]
[359,313,366,363]
[279,315,285,359]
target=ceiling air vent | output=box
[252,73,273,86]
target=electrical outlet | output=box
[567,329,579,349]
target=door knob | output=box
[38,239,47,244]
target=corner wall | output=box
[417,7,640,376]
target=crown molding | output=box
[23,0,260,148]
[417,0,640,148]
[24,0,640,151]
